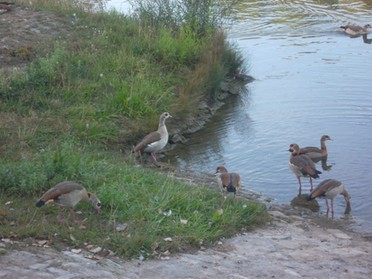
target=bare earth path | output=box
[1,205,372,279]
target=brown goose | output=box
[288,143,322,195]
[0,2,14,11]
[215,166,241,198]
[298,135,332,159]
[308,179,351,214]
[340,24,372,36]
[132,112,172,164]
[35,181,101,222]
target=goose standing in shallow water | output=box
[340,24,372,36]
[132,112,172,164]
[288,143,322,195]
[215,166,241,199]
[35,181,101,223]
[307,179,351,215]
[298,135,332,160]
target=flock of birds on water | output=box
[32,21,372,223]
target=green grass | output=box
[0,142,269,259]
[0,2,244,153]
[0,0,262,260]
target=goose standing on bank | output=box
[35,181,101,222]
[307,179,351,215]
[288,143,322,195]
[132,112,172,164]
[298,135,332,159]
[215,166,241,199]
[340,24,372,36]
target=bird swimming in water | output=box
[297,135,332,160]
[340,24,372,36]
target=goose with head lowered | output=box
[307,179,351,215]
[288,143,322,195]
[35,181,101,223]
[0,2,15,11]
[132,112,172,164]
[340,24,372,36]
[298,135,332,160]
[215,166,241,199]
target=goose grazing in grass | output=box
[307,179,351,215]
[35,181,101,223]
[215,166,241,199]
[298,135,332,159]
[288,143,322,195]
[132,112,172,164]
[0,2,15,11]
[340,24,372,36]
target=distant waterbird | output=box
[340,24,372,36]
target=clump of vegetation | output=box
[0,0,263,260]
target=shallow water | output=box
[107,0,372,232]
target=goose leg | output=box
[325,199,330,213]
[151,152,158,162]
[309,177,314,191]
[57,207,64,223]
[70,209,77,223]
[297,176,302,195]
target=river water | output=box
[107,0,372,232]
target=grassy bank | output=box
[0,0,268,259]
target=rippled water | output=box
[107,0,372,232]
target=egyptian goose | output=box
[132,112,172,164]
[340,24,372,36]
[307,179,351,214]
[288,143,322,195]
[298,135,332,159]
[0,2,14,11]
[215,166,241,198]
[35,181,101,222]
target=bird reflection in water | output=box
[309,155,333,171]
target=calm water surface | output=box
[108,0,372,232]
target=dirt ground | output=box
[0,5,72,73]
[1,203,372,279]
[1,6,372,279]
